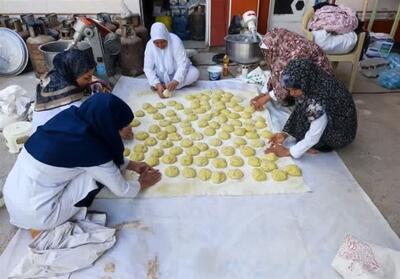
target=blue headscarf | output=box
[26,93,134,168]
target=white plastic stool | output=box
[2,121,32,154]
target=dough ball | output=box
[165,166,179,177]
[256,116,266,122]
[248,156,261,167]
[198,168,212,181]
[255,121,267,129]
[167,100,177,106]
[149,125,161,134]
[229,156,244,167]
[221,146,235,156]
[232,96,243,103]
[180,138,193,148]
[162,89,172,98]
[135,110,145,117]
[175,103,184,110]
[209,121,220,129]
[240,146,255,157]
[190,100,201,109]
[227,169,244,180]
[271,169,288,182]
[183,127,195,135]
[135,131,149,141]
[185,95,196,101]
[160,140,173,149]
[150,148,164,158]
[233,105,244,112]
[187,114,198,121]
[182,167,196,178]
[246,132,259,140]
[123,148,130,157]
[220,109,230,116]
[201,114,213,121]
[142,103,152,110]
[156,131,168,140]
[186,146,200,156]
[133,144,148,153]
[165,110,176,117]
[209,138,223,147]
[168,132,182,141]
[218,131,231,140]
[180,121,192,128]
[197,120,209,128]
[260,130,273,139]
[241,112,252,119]
[146,107,158,114]
[228,119,242,127]
[234,128,246,136]
[194,107,207,114]
[169,116,181,123]
[180,155,193,166]
[263,152,278,162]
[222,124,234,133]
[165,125,177,133]
[159,120,172,127]
[130,119,141,127]
[195,142,209,152]
[130,152,144,161]
[170,146,183,155]
[144,137,157,146]
[233,137,247,147]
[156,102,166,109]
[194,156,209,167]
[161,154,177,164]
[204,127,216,136]
[244,106,255,113]
[243,124,256,132]
[217,115,228,124]
[184,108,194,115]
[211,171,227,184]
[212,158,227,169]
[284,164,302,176]
[205,148,219,158]
[146,156,160,167]
[250,139,265,148]
[252,168,267,182]
[190,132,204,141]
[229,112,240,119]
[261,161,277,172]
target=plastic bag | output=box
[0,85,32,130]
[386,53,400,69]
[312,30,358,55]
[378,68,400,89]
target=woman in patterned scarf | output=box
[266,59,357,159]
[251,28,333,108]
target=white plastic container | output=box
[207,66,223,81]
[3,121,32,153]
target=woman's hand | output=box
[129,161,153,174]
[155,83,166,98]
[120,126,134,140]
[250,94,271,111]
[265,144,290,157]
[166,80,179,92]
[139,169,162,189]
[268,132,288,145]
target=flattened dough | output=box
[212,158,227,169]
[161,154,177,164]
[229,156,244,167]
[221,146,235,156]
[271,169,288,181]
[252,168,267,182]
[284,164,302,176]
[211,171,227,184]
[182,167,196,178]
[165,166,179,177]
[194,156,209,166]
[227,169,244,180]
[149,125,161,134]
[198,168,212,181]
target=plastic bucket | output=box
[39,40,72,71]
[207,66,222,81]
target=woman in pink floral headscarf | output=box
[251,28,334,108]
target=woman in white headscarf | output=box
[144,22,199,98]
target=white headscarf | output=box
[149,23,175,83]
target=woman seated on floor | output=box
[3,93,161,235]
[266,59,357,159]
[251,28,333,108]
[144,22,199,98]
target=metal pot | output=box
[225,34,263,65]
[39,40,72,71]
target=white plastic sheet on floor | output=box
[1,78,399,279]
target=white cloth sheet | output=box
[1,79,399,279]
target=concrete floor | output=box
[1,66,400,254]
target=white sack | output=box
[313,30,358,55]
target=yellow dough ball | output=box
[168,132,182,141]
[130,152,144,161]
[159,120,172,127]
[170,146,183,155]
[198,168,212,181]
[167,100,177,106]
[217,115,228,124]
[146,107,158,114]
[271,169,288,181]
[227,169,244,180]
[228,119,242,127]
[194,107,207,114]
[135,131,149,141]
[218,131,231,140]
[261,161,277,172]
[133,144,148,153]
[142,103,152,110]
[175,103,184,110]
[183,127,195,135]
[248,156,261,167]
[234,128,246,136]
[156,131,168,140]
[186,146,201,156]
[221,146,235,156]
[184,108,194,115]
[146,156,160,167]
[190,132,204,141]
[241,112,252,119]
[194,156,209,167]
[180,155,193,166]
[190,101,201,109]
[144,137,157,146]
[250,139,265,148]
[209,138,223,147]
[205,148,219,158]
[169,116,181,123]
[220,109,230,116]
[244,124,256,132]
[156,102,166,109]
[165,125,177,133]
[240,146,255,157]
[135,110,145,117]
[284,164,302,176]
[180,121,192,128]
[229,156,244,167]
[233,105,244,112]
[229,112,240,119]
[162,154,177,164]
[233,137,247,147]
[195,142,209,152]
[260,130,273,139]
[252,168,267,182]
[180,138,193,148]
[149,125,161,134]
[211,171,227,184]
[255,121,267,129]
[130,119,141,127]
[185,95,196,101]
[182,167,196,178]
[246,132,259,140]
[204,127,216,136]
[123,148,130,157]
[209,121,220,129]
[165,166,179,177]
[222,124,234,133]
[160,140,173,149]
[212,158,227,169]
[165,110,176,117]
[263,152,278,162]
[197,120,208,128]
[256,116,266,122]
[150,148,164,158]
[187,114,199,121]
[202,114,213,121]
[244,106,255,113]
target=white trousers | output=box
[159,65,200,89]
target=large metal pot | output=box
[39,40,72,71]
[225,34,263,65]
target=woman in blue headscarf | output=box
[3,93,161,234]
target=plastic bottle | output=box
[223,54,229,76]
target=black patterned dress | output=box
[281,59,357,151]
